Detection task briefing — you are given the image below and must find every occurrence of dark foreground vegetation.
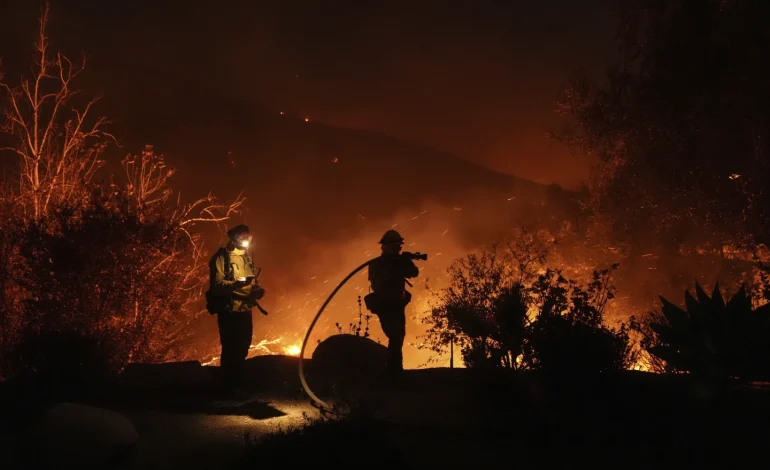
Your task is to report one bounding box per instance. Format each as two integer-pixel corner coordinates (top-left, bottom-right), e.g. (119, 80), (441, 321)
(238, 369), (770, 469)
(2, 346), (770, 468)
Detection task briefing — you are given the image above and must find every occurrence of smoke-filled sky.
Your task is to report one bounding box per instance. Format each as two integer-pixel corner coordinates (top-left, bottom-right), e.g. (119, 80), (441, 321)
(0, 0), (616, 188)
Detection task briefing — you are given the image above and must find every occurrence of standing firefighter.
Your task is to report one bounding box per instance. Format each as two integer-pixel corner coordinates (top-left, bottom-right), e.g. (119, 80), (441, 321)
(206, 224), (266, 398)
(365, 229), (424, 378)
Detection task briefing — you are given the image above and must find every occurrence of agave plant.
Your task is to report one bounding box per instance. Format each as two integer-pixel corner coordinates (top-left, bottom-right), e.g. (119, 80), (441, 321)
(648, 283), (770, 384)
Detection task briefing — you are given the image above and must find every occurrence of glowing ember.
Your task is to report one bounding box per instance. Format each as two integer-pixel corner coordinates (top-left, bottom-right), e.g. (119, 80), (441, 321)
(248, 338), (282, 356)
(201, 337), (304, 366)
(201, 356), (219, 367)
(201, 337), (302, 366)
(632, 358), (652, 372)
(197, 203), (739, 373)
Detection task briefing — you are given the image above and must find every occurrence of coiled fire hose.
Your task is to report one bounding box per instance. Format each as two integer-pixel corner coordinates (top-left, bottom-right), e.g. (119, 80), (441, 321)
(298, 260), (373, 413)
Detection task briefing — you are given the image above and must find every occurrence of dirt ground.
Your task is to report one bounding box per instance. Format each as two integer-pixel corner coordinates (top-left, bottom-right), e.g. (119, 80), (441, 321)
(1, 393), (320, 470)
(113, 397), (319, 470)
(4, 357), (770, 469)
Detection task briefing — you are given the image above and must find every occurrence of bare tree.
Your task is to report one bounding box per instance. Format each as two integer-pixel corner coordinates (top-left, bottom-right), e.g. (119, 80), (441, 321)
(0, 2), (114, 219)
(119, 145), (246, 363)
(122, 144), (245, 274)
(0, 4), (248, 376)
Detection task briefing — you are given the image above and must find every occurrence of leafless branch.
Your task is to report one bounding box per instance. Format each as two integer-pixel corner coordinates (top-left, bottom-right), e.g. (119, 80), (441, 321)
(0, 2), (113, 219)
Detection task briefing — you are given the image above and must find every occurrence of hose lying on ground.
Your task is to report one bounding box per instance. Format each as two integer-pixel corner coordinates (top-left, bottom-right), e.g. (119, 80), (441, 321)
(298, 260), (374, 414)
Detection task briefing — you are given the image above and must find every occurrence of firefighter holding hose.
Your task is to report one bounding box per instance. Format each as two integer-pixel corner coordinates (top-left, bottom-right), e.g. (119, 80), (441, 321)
(365, 229), (424, 379)
(297, 229), (427, 409)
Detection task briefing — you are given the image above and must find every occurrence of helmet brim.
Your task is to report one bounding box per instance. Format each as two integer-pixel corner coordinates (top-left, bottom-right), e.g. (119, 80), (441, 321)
(379, 239), (404, 244)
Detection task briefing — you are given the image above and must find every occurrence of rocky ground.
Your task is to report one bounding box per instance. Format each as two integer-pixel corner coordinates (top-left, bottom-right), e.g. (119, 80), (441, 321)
(114, 398), (318, 470)
(0, 356), (321, 470)
(0, 334), (384, 469)
(3, 335), (770, 469)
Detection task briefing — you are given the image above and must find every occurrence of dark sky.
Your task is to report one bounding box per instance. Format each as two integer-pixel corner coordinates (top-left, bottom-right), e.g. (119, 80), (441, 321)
(0, 0), (616, 188)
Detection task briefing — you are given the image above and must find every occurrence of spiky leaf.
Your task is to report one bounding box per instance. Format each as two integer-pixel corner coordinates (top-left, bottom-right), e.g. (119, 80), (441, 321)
(651, 282), (770, 382)
(659, 296), (691, 330)
(695, 282), (711, 307)
(684, 290), (703, 326)
(711, 282), (725, 309)
(648, 345), (686, 368)
(650, 322), (689, 347)
(725, 285), (750, 314)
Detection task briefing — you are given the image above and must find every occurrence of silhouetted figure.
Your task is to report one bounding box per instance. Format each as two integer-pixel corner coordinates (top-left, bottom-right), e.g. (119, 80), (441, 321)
(207, 224), (265, 398)
(367, 230), (419, 377)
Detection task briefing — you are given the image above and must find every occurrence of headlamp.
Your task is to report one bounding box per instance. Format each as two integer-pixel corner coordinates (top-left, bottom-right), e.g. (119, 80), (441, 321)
(233, 233), (252, 249)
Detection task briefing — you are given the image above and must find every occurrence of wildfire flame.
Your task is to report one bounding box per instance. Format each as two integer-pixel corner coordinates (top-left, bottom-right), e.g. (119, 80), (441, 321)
(196, 199), (769, 372)
(201, 336), (302, 366)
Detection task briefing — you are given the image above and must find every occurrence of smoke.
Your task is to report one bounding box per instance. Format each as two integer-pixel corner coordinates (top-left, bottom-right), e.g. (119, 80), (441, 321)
(198, 194), (535, 369)
(218, 193), (717, 370)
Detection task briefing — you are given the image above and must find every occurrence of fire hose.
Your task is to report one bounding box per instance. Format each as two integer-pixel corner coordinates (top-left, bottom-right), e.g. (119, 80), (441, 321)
(297, 252), (427, 414)
(298, 259), (373, 413)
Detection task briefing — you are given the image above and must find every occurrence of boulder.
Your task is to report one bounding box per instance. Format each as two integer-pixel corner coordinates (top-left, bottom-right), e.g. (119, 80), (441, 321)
(35, 402), (139, 468)
(241, 354), (301, 391)
(309, 334), (388, 390)
(118, 361), (213, 390)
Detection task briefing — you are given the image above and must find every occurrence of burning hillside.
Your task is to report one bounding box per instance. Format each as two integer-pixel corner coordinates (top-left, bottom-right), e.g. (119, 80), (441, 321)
(110, 100), (766, 370)
(109, 99), (562, 367)
(200, 202), (505, 369)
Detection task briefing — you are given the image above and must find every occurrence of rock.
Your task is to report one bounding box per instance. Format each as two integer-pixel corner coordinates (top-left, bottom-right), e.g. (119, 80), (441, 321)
(241, 354), (301, 391)
(35, 402), (139, 468)
(118, 361), (213, 390)
(310, 334), (388, 388)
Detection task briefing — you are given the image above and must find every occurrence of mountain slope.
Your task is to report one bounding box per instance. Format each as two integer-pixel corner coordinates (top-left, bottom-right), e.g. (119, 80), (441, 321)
(116, 99), (548, 236)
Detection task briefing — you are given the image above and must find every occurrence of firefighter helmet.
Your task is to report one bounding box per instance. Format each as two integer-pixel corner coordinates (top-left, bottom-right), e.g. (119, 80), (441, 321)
(379, 229), (404, 244)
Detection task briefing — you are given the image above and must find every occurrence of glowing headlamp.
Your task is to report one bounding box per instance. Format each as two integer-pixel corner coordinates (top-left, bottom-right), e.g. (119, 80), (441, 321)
(233, 233), (252, 249)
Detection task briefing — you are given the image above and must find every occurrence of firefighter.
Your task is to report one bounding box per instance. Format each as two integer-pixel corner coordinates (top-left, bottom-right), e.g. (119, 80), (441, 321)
(367, 229), (419, 377)
(207, 224), (265, 398)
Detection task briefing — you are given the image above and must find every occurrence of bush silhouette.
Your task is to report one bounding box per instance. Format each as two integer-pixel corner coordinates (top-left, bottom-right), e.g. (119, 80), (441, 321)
(523, 266), (633, 373)
(646, 283), (770, 384)
(527, 314), (632, 374)
(9, 330), (116, 399)
(423, 237), (634, 373)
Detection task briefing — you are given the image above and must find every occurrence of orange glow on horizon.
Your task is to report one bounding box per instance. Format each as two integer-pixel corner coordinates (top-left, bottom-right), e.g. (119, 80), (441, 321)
(193, 201), (770, 373)
(195, 202), (648, 371)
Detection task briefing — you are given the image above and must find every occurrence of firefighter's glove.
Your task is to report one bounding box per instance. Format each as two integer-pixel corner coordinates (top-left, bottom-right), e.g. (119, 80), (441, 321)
(250, 286), (266, 301)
